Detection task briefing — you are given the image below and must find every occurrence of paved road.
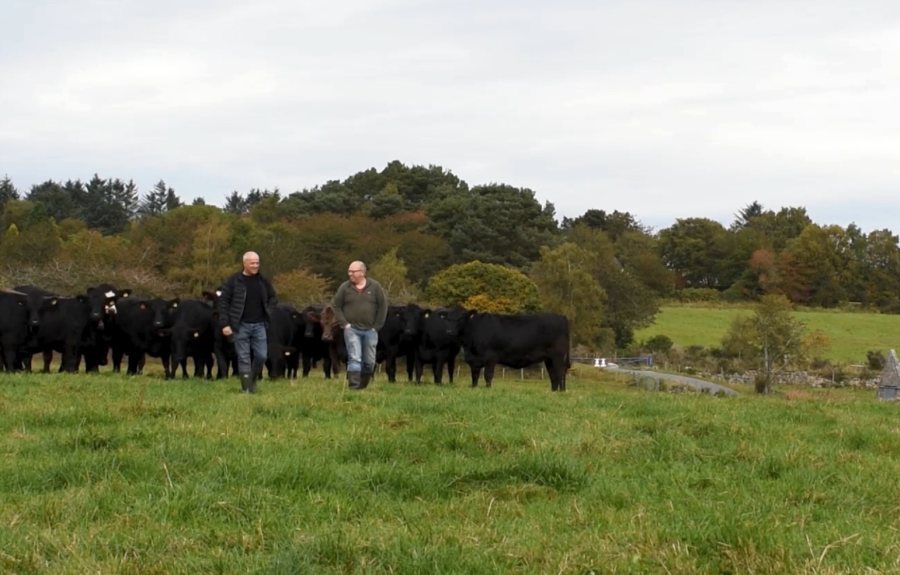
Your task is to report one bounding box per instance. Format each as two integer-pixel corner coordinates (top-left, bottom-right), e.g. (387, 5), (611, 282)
(606, 367), (739, 396)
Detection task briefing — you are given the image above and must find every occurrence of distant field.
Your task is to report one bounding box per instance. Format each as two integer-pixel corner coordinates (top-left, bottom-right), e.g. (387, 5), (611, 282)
(634, 304), (900, 363)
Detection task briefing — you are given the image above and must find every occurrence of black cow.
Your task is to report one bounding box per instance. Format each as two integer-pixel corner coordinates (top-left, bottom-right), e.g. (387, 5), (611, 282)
(317, 305), (346, 378)
(416, 307), (465, 384)
(14, 285), (92, 373)
(0, 291), (30, 371)
(169, 298), (215, 379)
(80, 283), (122, 372)
(266, 304), (300, 379)
(461, 312), (570, 391)
(377, 304), (423, 383)
(204, 289), (237, 379)
(112, 297), (180, 378)
(297, 305), (338, 379)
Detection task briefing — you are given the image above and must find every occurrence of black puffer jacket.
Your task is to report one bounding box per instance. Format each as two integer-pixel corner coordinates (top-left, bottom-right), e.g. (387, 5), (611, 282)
(217, 271), (277, 331)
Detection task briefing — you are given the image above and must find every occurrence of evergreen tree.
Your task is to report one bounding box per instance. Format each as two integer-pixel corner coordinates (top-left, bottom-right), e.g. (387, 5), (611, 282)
(81, 175), (137, 235)
(139, 180), (169, 218)
(26, 180), (80, 222)
(223, 191), (248, 215)
(138, 180), (181, 218)
(426, 184), (560, 268)
(0, 175), (19, 207)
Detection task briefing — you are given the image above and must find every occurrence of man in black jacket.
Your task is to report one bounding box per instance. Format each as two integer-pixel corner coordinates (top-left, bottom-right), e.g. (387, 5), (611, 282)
(218, 251), (277, 393)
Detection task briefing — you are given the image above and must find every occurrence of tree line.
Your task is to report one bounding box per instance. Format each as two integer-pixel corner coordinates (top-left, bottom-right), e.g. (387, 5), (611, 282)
(1, 162), (898, 353)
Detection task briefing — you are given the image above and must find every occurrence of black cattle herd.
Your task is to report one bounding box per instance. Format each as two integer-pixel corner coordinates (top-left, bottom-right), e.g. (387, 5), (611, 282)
(0, 285), (571, 391)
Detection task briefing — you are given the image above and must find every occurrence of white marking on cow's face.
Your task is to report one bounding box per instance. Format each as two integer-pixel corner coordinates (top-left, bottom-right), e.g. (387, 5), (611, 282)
(105, 290), (116, 298)
(216, 290), (222, 297)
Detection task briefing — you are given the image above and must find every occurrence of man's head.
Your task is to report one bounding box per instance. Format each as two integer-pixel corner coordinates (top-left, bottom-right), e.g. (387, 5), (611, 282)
(242, 251), (261, 276)
(348, 260), (367, 286)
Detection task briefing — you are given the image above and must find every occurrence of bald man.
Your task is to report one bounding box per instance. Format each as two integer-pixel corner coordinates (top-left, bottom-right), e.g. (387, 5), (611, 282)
(218, 251), (277, 393)
(332, 260), (388, 390)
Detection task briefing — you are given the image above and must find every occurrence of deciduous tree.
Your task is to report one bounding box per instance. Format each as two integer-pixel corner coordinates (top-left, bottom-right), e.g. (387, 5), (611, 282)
(721, 294), (806, 394)
(370, 247), (417, 303)
(273, 268), (331, 307)
(530, 242), (607, 349)
(658, 217), (731, 288)
(425, 260), (540, 312)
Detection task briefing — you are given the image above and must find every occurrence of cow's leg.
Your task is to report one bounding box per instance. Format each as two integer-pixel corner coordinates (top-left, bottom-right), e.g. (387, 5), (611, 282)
(386, 353), (397, 383)
(214, 348), (228, 379)
(112, 348), (124, 373)
(470, 365), (481, 387)
(447, 354), (457, 384)
(127, 352), (143, 375)
(483, 363), (496, 388)
(22, 352), (34, 372)
(160, 354), (173, 380)
(433, 358), (444, 384)
(2, 346), (18, 372)
(42, 350), (53, 373)
(205, 353), (214, 379)
(404, 352), (415, 382)
(546, 357), (566, 391)
(414, 357), (425, 384)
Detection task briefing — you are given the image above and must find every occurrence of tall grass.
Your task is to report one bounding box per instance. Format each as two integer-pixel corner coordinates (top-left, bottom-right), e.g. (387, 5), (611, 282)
(1, 370), (899, 574)
(634, 304), (900, 362)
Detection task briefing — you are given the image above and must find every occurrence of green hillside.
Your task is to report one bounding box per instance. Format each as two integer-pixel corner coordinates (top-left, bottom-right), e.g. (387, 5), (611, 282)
(635, 304), (900, 363)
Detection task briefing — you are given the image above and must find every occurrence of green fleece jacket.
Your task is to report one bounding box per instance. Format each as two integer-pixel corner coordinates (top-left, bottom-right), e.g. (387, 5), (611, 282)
(332, 277), (388, 331)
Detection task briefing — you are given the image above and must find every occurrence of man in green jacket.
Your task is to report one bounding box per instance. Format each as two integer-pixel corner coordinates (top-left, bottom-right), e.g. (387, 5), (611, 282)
(332, 260), (388, 390)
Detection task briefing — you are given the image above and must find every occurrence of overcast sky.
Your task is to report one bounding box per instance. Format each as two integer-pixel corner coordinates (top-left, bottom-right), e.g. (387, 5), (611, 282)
(3, 1), (899, 233)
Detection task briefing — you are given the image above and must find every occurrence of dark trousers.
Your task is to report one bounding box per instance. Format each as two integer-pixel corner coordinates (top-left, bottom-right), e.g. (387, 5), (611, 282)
(234, 321), (267, 377)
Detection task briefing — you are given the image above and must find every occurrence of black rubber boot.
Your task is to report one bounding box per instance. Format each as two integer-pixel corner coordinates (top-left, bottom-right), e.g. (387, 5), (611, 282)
(348, 371), (362, 389)
(240, 373), (252, 393)
(357, 371), (372, 390)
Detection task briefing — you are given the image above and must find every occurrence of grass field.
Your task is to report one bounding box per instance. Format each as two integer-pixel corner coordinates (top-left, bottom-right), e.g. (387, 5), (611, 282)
(634, 304), (900, 363)
(2, 368), (899, 574)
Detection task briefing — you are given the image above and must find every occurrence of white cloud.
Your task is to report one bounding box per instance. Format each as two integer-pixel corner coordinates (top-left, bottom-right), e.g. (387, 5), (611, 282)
(2, 0), (900, 232)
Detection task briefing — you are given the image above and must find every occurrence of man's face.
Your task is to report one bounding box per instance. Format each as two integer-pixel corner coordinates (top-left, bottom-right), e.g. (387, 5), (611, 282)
(348, 265), (365, 285)
(243, 256), (260, 275)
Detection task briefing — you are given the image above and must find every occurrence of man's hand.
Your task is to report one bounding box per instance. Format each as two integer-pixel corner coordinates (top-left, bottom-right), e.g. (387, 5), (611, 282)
(222, 326), (233, 337)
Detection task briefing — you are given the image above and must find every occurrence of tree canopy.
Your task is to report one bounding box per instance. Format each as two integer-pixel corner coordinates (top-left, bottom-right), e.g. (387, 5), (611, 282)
(1, 168), (899, 353)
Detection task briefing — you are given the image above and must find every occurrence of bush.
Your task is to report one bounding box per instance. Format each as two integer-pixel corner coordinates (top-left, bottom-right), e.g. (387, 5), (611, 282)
(644, 334), (673, 354)
(674, 288), (721, 303)
(866, 350), (886, 371)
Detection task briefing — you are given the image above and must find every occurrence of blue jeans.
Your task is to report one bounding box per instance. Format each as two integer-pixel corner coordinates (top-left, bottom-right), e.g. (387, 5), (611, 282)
(234, 321), (267, 377)
(344, 326), (378, 373)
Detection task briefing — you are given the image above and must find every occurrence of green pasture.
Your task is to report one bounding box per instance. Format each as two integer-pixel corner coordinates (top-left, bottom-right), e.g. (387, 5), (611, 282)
(2, 368), (899, 574)
(635, 304), (900, 363)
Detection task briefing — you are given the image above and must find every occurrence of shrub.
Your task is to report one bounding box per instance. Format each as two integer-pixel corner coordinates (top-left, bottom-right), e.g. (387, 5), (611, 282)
(674, 288), (721, 303)
(866, 350), (886, 371)
(644, 334), (673, 354)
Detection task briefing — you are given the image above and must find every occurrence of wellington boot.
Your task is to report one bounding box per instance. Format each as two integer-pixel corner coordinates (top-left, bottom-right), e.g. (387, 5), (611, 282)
(348, 371), (362, 389)
(357, 371), (372, 390)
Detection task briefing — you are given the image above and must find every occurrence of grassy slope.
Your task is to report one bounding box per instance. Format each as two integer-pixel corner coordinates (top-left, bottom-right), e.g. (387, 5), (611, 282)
(634, 304), (900, 363)
(2, 370), (899, 574)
